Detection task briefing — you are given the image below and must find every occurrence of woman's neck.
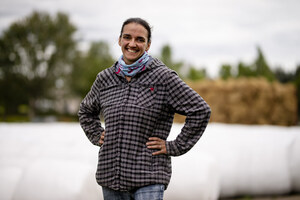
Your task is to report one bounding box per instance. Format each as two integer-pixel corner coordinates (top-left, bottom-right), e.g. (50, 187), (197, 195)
(125, 76), (131, 82)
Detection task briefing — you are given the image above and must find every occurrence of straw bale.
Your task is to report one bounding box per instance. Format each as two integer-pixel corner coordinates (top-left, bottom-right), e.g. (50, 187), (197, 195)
(174, 78), (297, 126)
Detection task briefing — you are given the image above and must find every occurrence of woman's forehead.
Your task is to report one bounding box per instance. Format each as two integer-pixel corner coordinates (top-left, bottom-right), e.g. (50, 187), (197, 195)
(122, 23), (148, 38)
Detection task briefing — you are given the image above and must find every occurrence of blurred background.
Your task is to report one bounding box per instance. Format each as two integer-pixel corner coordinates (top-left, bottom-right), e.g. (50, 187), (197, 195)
(0, 0), (299, 123)
(0, 0), (300, 199)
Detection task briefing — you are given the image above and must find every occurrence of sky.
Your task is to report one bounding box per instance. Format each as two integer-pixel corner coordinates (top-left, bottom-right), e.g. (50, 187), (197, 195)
(0, 0), (300, 77)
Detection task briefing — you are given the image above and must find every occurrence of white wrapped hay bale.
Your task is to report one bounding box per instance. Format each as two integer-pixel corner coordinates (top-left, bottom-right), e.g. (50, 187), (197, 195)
(0, 167), (23, 200)
(289, 130), (300, 192)
(12, 159), (101, 200)
(201, 124), (294, 198)
(1, 123), (300, 200)
(164, 151), (220, 200)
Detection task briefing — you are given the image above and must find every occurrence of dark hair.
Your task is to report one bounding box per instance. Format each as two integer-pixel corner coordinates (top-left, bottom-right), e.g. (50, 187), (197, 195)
(119, 18), (152, 43)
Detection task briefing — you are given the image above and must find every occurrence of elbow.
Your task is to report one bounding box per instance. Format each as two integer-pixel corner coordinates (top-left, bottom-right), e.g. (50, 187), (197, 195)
(207, 105), (212, 118)
(205, 104), (212, 122)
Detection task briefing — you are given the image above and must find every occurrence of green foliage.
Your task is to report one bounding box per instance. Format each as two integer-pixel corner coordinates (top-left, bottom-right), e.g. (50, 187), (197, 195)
(0, 115), (30, 122)
(274, 67), (295, 83)
(160, 44), (183, 74)
(219, 64), (233, 80)
(1, 10), (299, 122)
(159, 44), (208, 80)
(254, 47), (275, 81)
(0, 11), (77, 119)
(160, 45), (172, 67)
(293, 65), (300, 118)
(70, 41), (114, 98)
(237, 62), (256, 77)
(237, 46), (275, 81)
(187, 67), (207, 81)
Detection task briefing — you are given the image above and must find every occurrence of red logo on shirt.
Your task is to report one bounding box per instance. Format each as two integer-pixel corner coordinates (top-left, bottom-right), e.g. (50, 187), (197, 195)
(150, 87), (154, 91)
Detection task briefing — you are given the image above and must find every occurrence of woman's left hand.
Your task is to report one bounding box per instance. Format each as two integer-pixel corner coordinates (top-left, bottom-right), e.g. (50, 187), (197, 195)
(146, 137), (167, 155)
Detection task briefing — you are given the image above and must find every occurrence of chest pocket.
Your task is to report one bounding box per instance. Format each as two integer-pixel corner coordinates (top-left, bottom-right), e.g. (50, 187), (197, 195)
(136, 84), (157, 108)
(100, 85), (123, 107)
(136, 84), (167, 110)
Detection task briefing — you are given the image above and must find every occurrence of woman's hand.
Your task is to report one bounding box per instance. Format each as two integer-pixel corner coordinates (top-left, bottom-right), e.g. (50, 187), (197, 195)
(146, 137), (167, 155)
(99, 131), (105, 146)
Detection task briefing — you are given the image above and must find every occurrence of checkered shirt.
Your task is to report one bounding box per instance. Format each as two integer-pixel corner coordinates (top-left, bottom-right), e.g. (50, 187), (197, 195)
(78, 57), (211, 191)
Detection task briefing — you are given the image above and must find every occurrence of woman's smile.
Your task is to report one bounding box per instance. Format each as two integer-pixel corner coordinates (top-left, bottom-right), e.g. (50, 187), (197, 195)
(119, 23), (151, 64)
(127, 48), (138, 53)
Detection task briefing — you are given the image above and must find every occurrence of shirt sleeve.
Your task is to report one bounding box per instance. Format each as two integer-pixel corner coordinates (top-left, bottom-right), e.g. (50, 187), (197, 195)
(78, 74), (105, 147)
(165, 71), (211, 156)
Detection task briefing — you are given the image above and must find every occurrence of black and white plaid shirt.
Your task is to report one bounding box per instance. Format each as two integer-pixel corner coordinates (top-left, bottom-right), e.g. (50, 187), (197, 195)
(78, 57), (211, 191)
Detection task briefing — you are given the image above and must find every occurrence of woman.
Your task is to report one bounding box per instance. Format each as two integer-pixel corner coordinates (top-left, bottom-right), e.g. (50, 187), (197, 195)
(78, 18), (211, 200)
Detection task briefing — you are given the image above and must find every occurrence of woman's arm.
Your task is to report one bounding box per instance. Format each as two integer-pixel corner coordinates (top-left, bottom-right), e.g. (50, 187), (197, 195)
(165, 71), (211, 156)
(78, 74), (105, 146)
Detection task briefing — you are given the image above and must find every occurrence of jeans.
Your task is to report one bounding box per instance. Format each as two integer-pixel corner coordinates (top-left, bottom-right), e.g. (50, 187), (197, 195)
(102, 184), (165, 200)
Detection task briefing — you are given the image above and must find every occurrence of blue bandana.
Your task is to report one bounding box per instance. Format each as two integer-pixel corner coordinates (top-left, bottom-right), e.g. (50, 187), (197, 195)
(116, 52), (150, 77)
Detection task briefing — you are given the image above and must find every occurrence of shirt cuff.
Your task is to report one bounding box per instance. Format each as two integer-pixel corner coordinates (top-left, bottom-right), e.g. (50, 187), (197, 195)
(165, 140), (181, 156)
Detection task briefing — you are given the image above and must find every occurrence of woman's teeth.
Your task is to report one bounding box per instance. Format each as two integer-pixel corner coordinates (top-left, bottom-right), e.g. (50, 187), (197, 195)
(128, 49), (137, 53)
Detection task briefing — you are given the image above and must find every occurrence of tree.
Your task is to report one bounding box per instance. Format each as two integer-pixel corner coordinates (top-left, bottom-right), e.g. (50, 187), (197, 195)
(70, 41), (114, 98)
(274, 67), (294, 83)
(237, 62), (256, 77)
(187, 66), (206, 81)
(160, 44), (183, 74)
(0, 11), (77, 119)
(236, 47), (275, 81)
(160, 45), (172, 67)
(253, 46), (275, 81)
(293, 65), (300, 119)
(219, 64), (233, 80)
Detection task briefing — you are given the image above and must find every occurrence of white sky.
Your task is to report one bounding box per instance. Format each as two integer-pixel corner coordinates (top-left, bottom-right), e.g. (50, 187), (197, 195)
(1, 0), (300, 77)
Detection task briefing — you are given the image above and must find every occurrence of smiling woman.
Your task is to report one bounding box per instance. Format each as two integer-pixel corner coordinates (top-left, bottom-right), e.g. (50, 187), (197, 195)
(78, 17), (211, 200)
(118, 19), (151, 65)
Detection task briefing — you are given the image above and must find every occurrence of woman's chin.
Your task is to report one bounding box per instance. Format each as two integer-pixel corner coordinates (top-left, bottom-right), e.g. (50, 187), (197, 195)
(124, 56), (140, 64)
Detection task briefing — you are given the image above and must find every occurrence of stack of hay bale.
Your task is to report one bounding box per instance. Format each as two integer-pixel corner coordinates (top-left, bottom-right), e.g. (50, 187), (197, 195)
(175, 78), (297, 126)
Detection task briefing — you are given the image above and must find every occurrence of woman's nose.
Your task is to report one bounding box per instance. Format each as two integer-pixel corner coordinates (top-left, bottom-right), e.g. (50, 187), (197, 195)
(128, 39), (136, 47)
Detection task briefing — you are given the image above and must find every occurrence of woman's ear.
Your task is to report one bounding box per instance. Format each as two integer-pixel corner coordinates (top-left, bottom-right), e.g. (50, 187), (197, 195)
(118, 37), (121, 46)
(146, 41), (151, 51)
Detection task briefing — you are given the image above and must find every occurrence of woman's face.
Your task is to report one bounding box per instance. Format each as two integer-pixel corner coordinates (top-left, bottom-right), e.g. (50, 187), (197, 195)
(119, 23), (151, 64)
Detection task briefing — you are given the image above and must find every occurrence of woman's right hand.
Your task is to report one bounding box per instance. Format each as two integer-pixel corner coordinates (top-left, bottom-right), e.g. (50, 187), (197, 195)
(99, 131), (105, 146)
